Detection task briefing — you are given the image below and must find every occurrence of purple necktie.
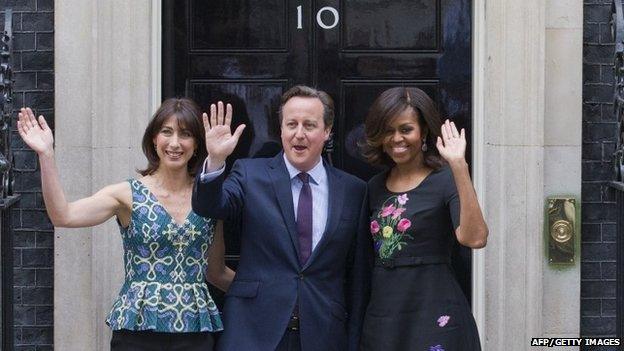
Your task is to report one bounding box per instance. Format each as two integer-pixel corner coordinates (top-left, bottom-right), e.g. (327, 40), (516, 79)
(296, 172), (313, 265)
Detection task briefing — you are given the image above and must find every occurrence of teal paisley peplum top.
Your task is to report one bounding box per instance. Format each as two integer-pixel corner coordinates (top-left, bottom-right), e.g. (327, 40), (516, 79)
(106, 179), (223, 333)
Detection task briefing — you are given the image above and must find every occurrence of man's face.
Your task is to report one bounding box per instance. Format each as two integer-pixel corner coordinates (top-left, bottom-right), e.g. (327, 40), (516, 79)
(280, 96), (331, 172)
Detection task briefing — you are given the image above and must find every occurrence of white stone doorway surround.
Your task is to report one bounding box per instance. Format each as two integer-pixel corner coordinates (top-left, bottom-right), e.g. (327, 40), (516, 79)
(54, 1), (581, 350)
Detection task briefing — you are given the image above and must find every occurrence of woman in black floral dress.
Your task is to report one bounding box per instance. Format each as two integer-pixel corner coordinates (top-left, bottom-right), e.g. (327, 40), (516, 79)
(360, 87), (488, 351)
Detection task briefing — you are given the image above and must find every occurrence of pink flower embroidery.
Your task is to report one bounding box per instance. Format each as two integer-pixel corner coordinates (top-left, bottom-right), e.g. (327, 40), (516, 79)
(397, 218), (411, 232)
(370, 220), (380, 234)
(391, 207), (406, 219)
(397, 194), (409, 205)
(380, 204), (396, 217)
(437, 315), (450, 327)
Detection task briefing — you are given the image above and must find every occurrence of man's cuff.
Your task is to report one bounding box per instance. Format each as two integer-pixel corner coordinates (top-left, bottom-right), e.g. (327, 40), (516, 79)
(200, 157), (225, 182)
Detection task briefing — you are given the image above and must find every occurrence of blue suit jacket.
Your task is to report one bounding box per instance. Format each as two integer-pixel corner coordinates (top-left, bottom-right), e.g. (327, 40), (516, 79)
(192, 153), (372, 351)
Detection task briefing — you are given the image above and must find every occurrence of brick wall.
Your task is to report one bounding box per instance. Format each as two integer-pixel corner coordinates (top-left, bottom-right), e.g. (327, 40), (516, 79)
(581, 0), (619, 342)
(3, 0), (54, 350)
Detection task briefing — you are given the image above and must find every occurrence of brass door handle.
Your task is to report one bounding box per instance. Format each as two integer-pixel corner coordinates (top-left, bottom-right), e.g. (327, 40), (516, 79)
(550, 219), (573, 243)
(547, 197), (576, 265)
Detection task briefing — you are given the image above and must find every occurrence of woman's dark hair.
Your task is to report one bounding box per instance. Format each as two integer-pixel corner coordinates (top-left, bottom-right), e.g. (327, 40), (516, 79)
(362, 87), (444, 170)
(138, 97), (207, 176)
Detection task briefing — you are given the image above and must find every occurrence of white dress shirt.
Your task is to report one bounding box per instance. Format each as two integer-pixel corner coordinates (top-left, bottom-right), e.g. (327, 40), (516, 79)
(200, 155), (329, 250)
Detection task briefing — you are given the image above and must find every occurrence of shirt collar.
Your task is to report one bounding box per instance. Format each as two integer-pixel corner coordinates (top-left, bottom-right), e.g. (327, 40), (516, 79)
(282, 153), (325, 185)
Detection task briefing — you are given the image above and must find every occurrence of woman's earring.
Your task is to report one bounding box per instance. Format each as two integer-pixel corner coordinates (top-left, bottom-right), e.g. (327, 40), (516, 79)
(421, 137), (428, 152)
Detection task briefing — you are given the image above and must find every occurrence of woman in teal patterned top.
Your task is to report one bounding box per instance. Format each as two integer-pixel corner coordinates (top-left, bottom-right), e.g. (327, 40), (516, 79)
(17, 98), (234, 351)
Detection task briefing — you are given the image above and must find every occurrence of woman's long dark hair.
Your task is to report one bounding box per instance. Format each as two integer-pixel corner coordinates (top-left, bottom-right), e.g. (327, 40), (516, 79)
(362, 87), (444, 170)
(138, 98), (207, 176)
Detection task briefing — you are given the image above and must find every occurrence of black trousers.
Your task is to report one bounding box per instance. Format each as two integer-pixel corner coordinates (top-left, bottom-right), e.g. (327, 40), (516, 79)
(275, 328), (301, 351)
(110, 329), (215, 351)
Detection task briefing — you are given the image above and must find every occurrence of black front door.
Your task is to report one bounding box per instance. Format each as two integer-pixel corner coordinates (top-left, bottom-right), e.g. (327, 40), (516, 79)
(162, 0), (473, 300)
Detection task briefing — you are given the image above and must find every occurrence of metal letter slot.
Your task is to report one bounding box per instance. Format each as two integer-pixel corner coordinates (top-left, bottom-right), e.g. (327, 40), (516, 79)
(547, 197), (576, 264)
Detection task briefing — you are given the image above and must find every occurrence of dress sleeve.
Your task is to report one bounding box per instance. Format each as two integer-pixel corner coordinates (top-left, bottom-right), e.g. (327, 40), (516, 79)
(445, 167), (460, 230)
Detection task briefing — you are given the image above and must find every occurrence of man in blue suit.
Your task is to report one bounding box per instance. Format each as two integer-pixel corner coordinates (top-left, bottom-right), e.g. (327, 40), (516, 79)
(192, 86), (371, 351)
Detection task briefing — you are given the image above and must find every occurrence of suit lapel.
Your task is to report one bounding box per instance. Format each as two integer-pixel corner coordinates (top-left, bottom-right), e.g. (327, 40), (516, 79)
(303, 163), (344, 269)
(267, 153), (301, 260)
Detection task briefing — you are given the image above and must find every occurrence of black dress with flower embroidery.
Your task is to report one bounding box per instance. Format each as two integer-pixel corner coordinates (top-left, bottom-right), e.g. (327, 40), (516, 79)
(360, 166), (481, 351)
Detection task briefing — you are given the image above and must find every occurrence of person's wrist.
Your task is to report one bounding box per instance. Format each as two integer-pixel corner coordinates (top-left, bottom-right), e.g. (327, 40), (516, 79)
(38, 149), (54, 159)
(448, 158), (468, 170)
(206, 155), (226, 172)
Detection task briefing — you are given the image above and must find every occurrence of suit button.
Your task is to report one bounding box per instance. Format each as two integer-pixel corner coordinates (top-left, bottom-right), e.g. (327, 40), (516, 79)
(298, 274), (304, 280)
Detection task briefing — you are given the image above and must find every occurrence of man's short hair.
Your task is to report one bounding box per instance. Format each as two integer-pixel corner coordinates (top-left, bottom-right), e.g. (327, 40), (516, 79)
(278, 85), (334, 128)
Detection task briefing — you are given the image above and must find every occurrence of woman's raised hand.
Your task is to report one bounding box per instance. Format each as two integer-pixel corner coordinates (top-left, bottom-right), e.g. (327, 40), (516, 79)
(203, 101), (246, 167)
(436, 119), (466, 165)
(17, 107), (54, 156)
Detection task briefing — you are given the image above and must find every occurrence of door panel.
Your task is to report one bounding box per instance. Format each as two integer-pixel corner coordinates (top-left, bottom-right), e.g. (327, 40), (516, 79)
(189, 82), (285, 164)
(163, 0), (472, 301)
(189, 54), (290, 78)
(340, 55), (440, 78)
(342, 0), (438, 51)
(189, 0), (288, 50)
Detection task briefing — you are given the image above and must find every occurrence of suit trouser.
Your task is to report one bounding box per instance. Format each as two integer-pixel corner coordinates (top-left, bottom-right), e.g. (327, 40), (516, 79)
(275, 328), (301, 351)
(110, 329), (215, 351)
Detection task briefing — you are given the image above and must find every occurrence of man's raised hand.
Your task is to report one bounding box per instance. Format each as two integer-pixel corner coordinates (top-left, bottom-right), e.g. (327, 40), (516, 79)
(203, 101), (246, 170)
